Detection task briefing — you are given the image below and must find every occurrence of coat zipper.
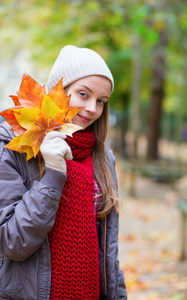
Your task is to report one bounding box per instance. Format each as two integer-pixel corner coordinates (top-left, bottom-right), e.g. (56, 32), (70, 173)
(104, 216), (107, 295)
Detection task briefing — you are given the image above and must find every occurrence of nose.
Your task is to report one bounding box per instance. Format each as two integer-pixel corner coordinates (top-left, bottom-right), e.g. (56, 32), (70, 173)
(85, 99), (97, 113)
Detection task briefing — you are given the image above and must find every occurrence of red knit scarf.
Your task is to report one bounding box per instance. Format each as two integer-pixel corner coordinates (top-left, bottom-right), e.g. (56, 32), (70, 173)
(48, 127), (100, 300)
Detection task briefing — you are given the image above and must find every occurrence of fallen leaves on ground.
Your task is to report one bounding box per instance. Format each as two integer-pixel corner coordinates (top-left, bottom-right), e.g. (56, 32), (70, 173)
(116, 158), (187, 300)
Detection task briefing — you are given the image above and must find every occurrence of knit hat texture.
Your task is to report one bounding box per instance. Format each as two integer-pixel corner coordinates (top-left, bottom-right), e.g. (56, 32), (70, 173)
(47, 45), (114, 93)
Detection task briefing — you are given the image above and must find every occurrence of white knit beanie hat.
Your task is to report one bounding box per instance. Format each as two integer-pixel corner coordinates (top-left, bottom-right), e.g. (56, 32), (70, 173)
(46, 45), (114, 94)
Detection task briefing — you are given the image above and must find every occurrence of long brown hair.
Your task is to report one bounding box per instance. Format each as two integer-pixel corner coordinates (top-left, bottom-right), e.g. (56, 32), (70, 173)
(91, 101), (119, 217)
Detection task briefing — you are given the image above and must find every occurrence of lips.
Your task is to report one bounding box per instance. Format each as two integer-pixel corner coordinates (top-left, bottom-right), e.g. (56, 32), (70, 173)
(78, 114), (91, 123)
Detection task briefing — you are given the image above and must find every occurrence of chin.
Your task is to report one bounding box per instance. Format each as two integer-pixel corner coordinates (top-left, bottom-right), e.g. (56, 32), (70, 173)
(72, 120), (90, 130)
(80, 124), (89, 130)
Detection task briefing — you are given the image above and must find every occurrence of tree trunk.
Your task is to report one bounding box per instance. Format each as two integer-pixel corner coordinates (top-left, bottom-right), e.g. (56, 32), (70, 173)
(147, 29), (167, 159)
(119, 91), (129, 158)
(130, 35), (142, 158)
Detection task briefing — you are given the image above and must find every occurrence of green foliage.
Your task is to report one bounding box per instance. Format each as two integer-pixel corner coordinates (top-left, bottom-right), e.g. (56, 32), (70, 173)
(0, 0), (187, 138)
(169, 294), (185, 300)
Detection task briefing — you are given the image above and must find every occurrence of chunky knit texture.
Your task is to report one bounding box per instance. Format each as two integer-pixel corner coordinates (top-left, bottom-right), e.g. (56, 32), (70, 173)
(48, 127), (100, 300)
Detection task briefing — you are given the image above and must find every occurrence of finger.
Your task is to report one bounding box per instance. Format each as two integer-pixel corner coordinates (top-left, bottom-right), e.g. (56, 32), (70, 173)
(43, 131), (66, 142)
(64, 148), (73, 161)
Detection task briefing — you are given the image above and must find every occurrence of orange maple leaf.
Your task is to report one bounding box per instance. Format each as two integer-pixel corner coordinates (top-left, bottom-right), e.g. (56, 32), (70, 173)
(0, 73), (82, 160)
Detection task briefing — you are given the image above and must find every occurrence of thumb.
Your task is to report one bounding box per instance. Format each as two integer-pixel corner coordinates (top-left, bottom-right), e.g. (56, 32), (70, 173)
(64, 148), (73, 161)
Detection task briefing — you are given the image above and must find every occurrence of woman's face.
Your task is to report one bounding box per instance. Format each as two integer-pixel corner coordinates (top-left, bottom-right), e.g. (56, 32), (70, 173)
(67, 75), (112, 130)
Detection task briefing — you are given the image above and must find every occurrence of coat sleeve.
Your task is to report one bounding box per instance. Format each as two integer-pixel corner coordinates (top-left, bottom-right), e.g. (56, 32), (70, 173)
(118, 266), (128, 299)
(0, 142), (66, 261)
(105, 146), (128, 299)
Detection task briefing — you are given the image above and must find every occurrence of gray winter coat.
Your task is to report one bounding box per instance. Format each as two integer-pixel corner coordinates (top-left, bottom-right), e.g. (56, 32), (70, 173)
(0, 122), (127, 300)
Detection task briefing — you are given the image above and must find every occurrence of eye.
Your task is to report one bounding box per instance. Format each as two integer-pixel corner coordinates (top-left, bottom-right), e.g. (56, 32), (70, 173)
(79, 91), (87, 98)
(97, 99), (105, 105)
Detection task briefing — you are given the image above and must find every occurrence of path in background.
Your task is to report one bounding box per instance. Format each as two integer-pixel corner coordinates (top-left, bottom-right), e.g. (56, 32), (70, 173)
(116, 156), (187, 300)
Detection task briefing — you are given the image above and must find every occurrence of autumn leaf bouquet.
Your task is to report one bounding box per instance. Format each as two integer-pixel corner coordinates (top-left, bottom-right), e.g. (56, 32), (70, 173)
(0, 73), (81, 160)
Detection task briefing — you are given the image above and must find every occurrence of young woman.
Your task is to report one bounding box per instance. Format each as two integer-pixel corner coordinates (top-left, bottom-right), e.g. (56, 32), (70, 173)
(0, 45), (127, 299)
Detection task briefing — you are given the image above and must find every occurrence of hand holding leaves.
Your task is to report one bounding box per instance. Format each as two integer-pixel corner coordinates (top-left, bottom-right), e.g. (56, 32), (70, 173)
(0, 73), (82, 160)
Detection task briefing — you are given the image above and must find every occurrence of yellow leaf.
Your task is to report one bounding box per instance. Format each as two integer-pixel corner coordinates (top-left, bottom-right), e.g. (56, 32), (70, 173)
(1, 73), (82, 160)
(59, 123), (82, 137)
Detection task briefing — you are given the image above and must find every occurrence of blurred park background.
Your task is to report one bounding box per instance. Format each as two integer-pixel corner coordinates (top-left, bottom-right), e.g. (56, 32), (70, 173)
(1, 0), (187, 299)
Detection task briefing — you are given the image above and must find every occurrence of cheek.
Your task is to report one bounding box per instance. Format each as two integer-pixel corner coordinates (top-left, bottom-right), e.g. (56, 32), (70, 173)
(94, 107), (104, 121)
(69, 94), (80, 107)
(93, 110), (103, 122)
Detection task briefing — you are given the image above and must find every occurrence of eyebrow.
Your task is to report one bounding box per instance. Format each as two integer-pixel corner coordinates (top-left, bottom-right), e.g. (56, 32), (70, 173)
(78, 85), (110, 99)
